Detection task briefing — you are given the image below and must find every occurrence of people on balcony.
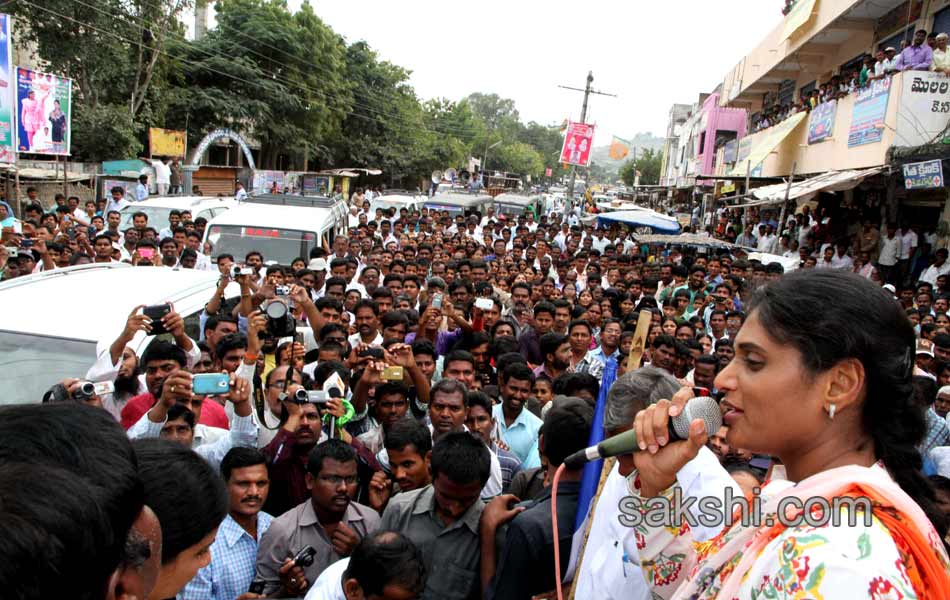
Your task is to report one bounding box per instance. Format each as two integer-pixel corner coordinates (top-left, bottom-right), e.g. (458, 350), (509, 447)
(898, 29), (934, 72)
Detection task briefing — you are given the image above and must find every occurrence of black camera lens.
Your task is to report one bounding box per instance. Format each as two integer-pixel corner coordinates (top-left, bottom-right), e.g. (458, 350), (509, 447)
(294, 388), (308, 403)
(74, 382), (96, 400)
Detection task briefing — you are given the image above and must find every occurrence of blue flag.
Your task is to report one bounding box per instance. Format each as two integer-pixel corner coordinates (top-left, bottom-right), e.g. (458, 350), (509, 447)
(574, 355), (618, 531)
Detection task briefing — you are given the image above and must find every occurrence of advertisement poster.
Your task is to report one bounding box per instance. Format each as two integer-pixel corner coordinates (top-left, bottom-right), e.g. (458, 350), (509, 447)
(149, 127), (186, 158)
(895, 72), (950, 147)
(807, 100), (837, 144)
(251, 170), (285, 194)
(848, 78), (890, 148)
(903, 159), (944, 190)
(0, 15), (15, 164)
(559, 121), (595, 167)
(16, 67), (71, 155)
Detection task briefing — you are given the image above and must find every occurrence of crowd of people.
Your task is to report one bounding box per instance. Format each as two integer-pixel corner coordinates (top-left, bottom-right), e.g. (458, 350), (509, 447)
(751, 28), (949, 133)
(2, 184), (950, 599)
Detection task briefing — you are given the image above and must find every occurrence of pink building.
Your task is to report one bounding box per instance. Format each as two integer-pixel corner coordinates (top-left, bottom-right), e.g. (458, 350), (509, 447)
(694, 93), (747, 178)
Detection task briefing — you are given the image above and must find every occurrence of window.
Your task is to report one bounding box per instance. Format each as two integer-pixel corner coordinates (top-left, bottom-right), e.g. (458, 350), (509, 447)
(878, 27), (914, 52)
(934, 6), (950, 38)
(800, 80), (816, 99)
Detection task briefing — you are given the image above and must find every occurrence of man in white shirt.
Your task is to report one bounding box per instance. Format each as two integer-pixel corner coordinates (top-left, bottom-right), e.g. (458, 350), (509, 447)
(234, 181), (248, 201)
(878, 223), (901, 284)
(150, 158), (171, 196)
(921, 248), (950, 286)
(899, 224), (918, 285)
(104, 186), (131, 216)
(830, 242), (854, 270)
(305, 532), (426, 600)
(135, 174), (150, 201)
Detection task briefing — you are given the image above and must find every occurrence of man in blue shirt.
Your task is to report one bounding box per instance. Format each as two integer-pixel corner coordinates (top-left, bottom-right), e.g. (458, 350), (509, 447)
(492, 363), (542, 469)
(180, 447), (274, 600)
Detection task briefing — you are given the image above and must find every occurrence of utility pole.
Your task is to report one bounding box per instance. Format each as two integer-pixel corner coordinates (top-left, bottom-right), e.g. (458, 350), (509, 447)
(558, 71), (616, 210)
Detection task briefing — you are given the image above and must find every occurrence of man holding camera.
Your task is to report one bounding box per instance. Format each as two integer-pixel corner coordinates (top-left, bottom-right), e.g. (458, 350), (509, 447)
(126, 364), (258, 470)
(256, 439), (381, 597)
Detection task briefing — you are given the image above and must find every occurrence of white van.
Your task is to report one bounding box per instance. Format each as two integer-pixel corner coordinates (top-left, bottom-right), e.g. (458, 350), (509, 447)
(0, 263), (241, 405)
(369, 190), (426, 215)
(202, 194), (348, 265)
(119, 195), (237, 232)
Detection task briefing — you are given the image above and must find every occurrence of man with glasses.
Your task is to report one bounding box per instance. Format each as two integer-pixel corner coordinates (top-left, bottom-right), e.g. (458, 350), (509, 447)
(255, 439), (381, 597)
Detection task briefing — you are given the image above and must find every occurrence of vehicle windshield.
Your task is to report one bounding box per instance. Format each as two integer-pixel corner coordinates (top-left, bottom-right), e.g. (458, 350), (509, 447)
(0, 332), (96, 405)
(205, 224), (317, 265)
(495, 203), (530, 217)
(119, 206), (176, 232)
(424, 203), (467, 217)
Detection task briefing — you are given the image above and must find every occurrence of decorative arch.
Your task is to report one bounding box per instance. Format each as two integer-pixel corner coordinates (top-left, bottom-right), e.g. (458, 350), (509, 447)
(188, 128), (256, 170)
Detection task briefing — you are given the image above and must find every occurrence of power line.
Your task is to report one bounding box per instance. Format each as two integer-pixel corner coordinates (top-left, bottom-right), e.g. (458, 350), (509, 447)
(19, 0), (483, 140)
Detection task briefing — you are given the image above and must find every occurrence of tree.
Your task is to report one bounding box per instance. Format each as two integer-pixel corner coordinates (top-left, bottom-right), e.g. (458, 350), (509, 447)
(493, 142), (544, 177)
(619, 148), (662, 186)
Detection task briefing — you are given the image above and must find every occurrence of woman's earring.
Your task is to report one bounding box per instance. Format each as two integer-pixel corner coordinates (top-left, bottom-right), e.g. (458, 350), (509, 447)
(828, 403), (836, 420)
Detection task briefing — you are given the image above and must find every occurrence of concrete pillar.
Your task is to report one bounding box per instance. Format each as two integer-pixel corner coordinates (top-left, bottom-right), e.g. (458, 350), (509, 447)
(182, 165), (199, 196)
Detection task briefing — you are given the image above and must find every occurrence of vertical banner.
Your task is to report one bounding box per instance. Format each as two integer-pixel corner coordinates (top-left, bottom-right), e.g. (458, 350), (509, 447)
(16, 67), (72, 155)
(0, 15), (14, 164)
(807, 100), (837, 144)
(559, 121), (595, 167)
(848, 77), (890, 148)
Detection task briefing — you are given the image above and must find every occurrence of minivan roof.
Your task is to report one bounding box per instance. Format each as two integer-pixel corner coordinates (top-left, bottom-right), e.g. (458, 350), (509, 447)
(203, 200), (347, 232)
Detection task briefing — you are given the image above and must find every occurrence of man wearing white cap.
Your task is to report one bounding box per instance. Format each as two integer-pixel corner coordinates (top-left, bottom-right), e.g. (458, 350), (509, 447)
(308, 257), (328, 299)
(932, 33), (950, 76)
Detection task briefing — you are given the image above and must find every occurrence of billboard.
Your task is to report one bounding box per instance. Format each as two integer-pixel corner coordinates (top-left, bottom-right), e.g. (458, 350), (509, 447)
(0, 15), (14, 164)
(16, 67), (71, 155)
(895, 73), (950, 147)
(807, 100), (836, 144)
(559, 121), (595, 167)
(848, 78), (890, 148)
(149, 127), (186, 158)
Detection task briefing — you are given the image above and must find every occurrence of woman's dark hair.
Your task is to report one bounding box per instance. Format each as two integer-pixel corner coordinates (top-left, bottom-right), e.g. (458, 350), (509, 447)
(133, 438), (227, 563)
(748, 269), (947, 538)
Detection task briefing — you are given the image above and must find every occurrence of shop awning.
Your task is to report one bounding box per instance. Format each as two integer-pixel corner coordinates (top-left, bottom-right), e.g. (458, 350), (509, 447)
(728, 112), (807, 177)
(782, 0), (818, 41)
(595, 209), (681, 234)
(738, 166), (885, 207)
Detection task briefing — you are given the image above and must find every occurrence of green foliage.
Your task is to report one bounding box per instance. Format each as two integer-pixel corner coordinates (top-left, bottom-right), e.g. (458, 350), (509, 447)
(71, 103), (143, 160)
(620, 148), (662, 186)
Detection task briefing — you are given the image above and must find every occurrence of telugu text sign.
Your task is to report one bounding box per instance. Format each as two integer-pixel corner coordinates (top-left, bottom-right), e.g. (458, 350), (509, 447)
(895, 72), (950, 147)
(848, 78), (890, 148)
(16, 67), (72, 155)
(903, 159), (944, 190)
(559, 122), (595, 167)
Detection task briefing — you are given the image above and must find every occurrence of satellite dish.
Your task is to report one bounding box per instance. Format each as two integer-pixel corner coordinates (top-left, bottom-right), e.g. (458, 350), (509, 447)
(445, 168), (458, 182)
(459, 170), (471, 185)
(431, 170), (443, 184)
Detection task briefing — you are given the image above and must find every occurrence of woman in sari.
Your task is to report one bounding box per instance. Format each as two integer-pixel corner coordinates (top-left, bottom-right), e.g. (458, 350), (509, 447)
(626, 269), (949, 599)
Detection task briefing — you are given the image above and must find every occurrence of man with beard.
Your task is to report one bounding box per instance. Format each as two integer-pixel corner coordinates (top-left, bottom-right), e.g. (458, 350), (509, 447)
(256, 440), (380, 597)
(493, 363), (541, 469)
(536, 332), (571, 381)
(180, 448), (273, 600)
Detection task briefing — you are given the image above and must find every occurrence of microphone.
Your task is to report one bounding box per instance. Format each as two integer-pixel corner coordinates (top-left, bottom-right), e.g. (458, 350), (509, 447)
(563, 396), (722, 470)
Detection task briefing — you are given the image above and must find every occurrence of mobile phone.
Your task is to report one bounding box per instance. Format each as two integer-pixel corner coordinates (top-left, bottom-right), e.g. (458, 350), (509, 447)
(143, 303), (171, 335)
(359, 347), (384, 360)
(138, 247), (155, 259)
(20, 239), (34, 248)
(474, 297), (493, 310)
(192, 373), (231, 395)
(431, 293), (443, 309)
(382, 366), (404, 381)
(248, 581), (266, 594)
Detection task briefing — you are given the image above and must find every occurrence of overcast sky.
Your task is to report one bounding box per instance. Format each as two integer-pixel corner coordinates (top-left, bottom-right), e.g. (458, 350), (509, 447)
(280, 0), (781, 141)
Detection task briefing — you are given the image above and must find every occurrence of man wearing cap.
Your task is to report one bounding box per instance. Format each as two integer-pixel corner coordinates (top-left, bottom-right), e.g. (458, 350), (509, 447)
(916, 338), (936, 379)
(308, 258), (329, 299)
(899, 29), (934, 71)
(932, 33), (950, 76)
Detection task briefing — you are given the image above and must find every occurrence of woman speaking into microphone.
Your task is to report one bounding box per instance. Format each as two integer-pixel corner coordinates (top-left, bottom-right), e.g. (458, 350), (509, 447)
(625, 269), (949, 599)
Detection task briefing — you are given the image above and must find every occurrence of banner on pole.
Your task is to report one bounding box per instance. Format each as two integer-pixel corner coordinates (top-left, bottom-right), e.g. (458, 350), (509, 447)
(545, 167), (552, 177)
(559, 121), (595, 167)
(149, 127), (187, 158)
(0, 15), (15, 164)
(16, 67), (72, 155)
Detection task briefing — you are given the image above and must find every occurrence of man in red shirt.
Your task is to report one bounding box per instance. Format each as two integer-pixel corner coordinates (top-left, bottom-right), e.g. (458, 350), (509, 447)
(121, 339), (229, 429)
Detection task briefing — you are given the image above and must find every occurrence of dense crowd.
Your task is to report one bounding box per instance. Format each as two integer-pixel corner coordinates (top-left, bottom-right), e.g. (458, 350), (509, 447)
(2, 184), (950, 600)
